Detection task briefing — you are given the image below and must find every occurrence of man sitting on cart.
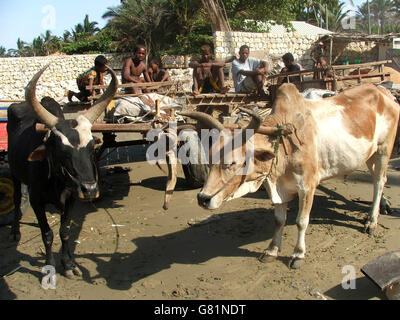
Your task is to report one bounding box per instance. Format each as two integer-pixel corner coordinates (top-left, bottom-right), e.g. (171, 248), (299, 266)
(68, 55), (108, 102)
(189, 44), (230, 96)
(122, 44), (151, 94)
(277, 53), (302, 85)
(231, 45), (268, 97)
(148, 57), (171, 93)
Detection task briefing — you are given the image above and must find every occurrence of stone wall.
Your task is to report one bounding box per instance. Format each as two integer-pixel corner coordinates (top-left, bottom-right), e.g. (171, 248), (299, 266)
(0, 54), (125, 101)
(213, 31), (382, 71)
(214, 31), (321, 71)
(331, 41), (379, 65)
(0, 53), (192, 101)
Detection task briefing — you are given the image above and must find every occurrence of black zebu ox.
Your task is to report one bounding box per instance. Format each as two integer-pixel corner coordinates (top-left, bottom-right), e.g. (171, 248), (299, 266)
(7, 65), (118, 278)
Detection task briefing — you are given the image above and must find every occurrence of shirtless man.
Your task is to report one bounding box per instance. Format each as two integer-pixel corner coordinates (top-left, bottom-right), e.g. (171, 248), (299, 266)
(148, 57), (171, 92)
(122, 45), (151, 94)
(189, 44), (229, 96)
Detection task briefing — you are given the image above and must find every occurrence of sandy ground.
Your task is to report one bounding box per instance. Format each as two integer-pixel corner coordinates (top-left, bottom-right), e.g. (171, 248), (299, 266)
(1, 143), (400, 301)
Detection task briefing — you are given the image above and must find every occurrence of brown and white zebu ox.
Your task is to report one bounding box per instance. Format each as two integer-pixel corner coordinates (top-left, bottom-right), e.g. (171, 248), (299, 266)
(181, 83), (399, 269)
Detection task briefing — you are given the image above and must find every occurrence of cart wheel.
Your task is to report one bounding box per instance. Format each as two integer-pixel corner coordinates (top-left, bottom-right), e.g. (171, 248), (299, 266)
(0, 165), (29, 226)
(179, 130), (209, 189)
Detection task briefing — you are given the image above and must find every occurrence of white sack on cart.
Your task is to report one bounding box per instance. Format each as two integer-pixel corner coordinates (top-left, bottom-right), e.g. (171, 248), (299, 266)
(114, 97), (152, 117)
(113, 93), (182, 118)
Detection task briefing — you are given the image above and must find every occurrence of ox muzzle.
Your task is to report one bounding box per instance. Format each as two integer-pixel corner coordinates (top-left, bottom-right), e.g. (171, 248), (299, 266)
(62, 166), (100, 201)
(197, 191), (223, 210)
(197, 193), (212, 208)
(78, 182), (100, 201)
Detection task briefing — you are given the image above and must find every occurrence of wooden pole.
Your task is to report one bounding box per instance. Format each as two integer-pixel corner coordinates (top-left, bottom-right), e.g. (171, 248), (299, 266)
(155, 99), (161, 117)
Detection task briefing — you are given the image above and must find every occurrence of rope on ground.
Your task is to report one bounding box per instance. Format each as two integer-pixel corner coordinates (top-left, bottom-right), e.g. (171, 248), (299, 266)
(90, 202), (120, 255)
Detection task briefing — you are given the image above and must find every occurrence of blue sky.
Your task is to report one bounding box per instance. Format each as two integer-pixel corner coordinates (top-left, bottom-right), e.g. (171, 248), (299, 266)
(343, 0), (365, 12)
(0, 0), (366, 50)
(0, 0), (121, 50)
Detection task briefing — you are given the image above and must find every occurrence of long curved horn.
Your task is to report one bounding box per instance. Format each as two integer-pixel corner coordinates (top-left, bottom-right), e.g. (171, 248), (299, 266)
(25, 64), (59, 128)
(179, 111), (225, 131)
(83, 66), (118, 124)
(238, 107), (262, 132)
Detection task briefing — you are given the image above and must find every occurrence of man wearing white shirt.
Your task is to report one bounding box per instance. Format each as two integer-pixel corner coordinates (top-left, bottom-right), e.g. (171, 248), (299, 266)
(231, 45), (268, 97)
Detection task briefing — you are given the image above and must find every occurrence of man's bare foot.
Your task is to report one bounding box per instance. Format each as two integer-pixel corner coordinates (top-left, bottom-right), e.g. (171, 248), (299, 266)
(192, 90), (200, 96)
(220, 86), (230, 94)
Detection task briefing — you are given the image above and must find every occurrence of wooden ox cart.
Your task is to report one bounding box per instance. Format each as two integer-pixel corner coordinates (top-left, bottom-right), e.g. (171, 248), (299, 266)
(1, 59), (395, 213)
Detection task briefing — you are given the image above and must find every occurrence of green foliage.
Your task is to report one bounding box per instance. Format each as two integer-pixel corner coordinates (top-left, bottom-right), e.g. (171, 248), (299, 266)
(62, 34), (116, 55)
(356, 0), (400, 34)
(71, 14), (101, 42)
(168, 33), (214, 55)
(0, 46), (6, 57)
(222, 0), (296, 25)
(103, 0), (299, 56)
(103, 0), (172, 57)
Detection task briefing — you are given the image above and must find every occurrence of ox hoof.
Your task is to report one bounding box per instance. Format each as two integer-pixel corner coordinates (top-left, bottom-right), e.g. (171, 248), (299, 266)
(363, 223), (376, 236)
(289, 257), (305, 269)
(64, 266), (82, 279)
(380, 196), (392, 215)
(380, 204), (392, 215)
(258, 252), (277, 263)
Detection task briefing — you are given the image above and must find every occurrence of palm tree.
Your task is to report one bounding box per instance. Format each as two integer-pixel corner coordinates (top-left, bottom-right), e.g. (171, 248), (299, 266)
(30, 36), (45, 56)
(356, 0), (396, 34)
(103, 0), (171, 56)
(318, 1), (351, 31)
(8, 38), (29, 57)
(370, 0), (395, 34)
(72, 23), (85, 41)
(356, 1), (373, 32)
(62, 30), (72, 43)
(0, 46), (6, 57)
(71, 14), (100, 41)
(83, 14), (100, 34)
(41, 30), (62, 55)
(166, 0), (207, 51)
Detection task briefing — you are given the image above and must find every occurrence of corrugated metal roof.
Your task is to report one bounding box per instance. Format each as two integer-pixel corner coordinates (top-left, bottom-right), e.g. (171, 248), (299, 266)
(263, 21), (333, 35)
(320, 32), (400, 43)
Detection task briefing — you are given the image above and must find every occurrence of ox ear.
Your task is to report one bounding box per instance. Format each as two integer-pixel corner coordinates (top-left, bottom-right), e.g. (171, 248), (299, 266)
(254, 148), (275, 162)
(28, 145), (49, 162)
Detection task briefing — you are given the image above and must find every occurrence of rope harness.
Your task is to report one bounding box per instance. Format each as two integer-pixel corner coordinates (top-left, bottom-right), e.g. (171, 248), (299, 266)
(266, 124), (285, 178)
(206, 124), (291, 199)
